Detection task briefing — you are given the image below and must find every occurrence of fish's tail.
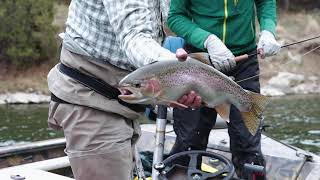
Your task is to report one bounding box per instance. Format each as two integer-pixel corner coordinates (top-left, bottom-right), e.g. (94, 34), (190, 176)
(241, 91), (269, 135)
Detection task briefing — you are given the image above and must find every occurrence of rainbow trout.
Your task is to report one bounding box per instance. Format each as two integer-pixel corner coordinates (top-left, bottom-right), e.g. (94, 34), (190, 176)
(118, 57), (268, 135)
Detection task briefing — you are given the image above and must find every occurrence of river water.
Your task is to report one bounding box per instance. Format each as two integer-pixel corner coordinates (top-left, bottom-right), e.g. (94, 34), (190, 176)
(0, 95), (319, 154)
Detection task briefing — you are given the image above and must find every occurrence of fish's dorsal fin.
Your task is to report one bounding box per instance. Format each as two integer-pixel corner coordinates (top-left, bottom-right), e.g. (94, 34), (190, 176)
(215, 103), (231, 123)
(188, 53), (210, 65)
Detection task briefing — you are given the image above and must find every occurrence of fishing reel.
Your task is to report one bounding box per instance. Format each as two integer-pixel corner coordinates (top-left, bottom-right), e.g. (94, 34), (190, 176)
(154, 150), (235, 180)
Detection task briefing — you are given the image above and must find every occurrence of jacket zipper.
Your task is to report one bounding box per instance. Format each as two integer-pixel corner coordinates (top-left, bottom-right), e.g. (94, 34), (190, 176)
(223, 0), (228, 43)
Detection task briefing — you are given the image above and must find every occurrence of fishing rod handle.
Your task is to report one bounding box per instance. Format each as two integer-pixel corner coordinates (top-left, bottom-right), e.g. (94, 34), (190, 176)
(235, 51), (259, 62)
(234, 54), (249, 62)
(188, 52), (255, 64)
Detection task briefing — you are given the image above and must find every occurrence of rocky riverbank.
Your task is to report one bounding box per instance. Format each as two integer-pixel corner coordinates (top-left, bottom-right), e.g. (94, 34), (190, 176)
(0, 92), (50, 104)
(261, 72), (320, 96)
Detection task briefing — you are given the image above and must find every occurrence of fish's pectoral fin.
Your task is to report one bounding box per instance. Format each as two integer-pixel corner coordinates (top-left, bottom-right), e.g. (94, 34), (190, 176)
(214, 103), (231, 123)
(155, 96), (189, 109)
(168, 101), (188, 109)
(241, 91), (269, 135)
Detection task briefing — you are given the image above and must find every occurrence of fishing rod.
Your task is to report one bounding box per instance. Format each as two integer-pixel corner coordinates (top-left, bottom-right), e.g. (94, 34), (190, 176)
(235, 35), (320, 62)
(236, 44), (320, 83)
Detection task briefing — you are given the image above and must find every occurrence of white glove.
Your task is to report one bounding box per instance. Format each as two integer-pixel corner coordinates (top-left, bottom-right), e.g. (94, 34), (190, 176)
(204, 34), (236, 73)
(257, 30), (281, 58)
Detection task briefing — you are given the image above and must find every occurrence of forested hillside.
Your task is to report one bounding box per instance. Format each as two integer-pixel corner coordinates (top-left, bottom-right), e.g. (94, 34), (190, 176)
(0, 1), (319, 94)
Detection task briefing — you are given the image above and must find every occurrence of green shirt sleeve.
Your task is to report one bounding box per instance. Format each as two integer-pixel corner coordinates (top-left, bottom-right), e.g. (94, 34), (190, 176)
(167, 0), (211, 50)
(255, 0), (277, 36)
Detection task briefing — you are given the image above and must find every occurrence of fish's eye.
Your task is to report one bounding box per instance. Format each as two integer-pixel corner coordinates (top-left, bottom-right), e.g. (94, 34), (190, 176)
(134, 83), (141, 88)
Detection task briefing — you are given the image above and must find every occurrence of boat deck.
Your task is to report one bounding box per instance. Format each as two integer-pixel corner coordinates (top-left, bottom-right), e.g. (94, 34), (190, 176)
(0, 124), (319, 179)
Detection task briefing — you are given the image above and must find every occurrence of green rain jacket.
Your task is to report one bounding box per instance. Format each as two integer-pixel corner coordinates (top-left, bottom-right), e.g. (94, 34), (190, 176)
(167, 0), (277, 55)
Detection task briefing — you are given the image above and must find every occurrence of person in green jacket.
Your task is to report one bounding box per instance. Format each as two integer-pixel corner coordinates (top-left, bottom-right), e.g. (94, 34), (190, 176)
(166, 0), (281, 178)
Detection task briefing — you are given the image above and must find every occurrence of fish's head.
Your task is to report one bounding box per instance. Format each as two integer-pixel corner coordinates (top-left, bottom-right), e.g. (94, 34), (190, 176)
(118, 77), (163, 105)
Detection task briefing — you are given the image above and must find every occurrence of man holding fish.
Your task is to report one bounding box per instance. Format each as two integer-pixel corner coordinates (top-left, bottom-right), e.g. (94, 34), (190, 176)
(162, 0), (281, 178)
(46, 0), (201, 180)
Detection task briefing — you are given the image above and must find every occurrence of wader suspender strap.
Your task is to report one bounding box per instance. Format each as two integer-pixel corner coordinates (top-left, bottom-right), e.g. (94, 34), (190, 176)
(58, 63), (119, 99)
(52, 63), (146, 112)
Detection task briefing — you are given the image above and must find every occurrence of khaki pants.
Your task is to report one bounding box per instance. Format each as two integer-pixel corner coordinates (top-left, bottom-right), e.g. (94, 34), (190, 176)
(48, 101), (140, 180)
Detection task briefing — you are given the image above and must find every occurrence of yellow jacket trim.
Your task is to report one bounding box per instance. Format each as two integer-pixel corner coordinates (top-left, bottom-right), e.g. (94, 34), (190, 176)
(223, 0), (228, 43)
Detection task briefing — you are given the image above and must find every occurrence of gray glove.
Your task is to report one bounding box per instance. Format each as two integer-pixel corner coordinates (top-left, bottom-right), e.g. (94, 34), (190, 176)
(257, 30), (281, 58)
(204, 34), (236, 73)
